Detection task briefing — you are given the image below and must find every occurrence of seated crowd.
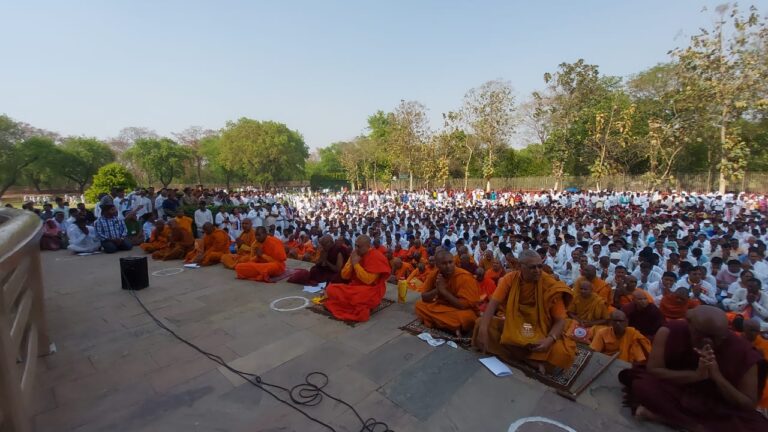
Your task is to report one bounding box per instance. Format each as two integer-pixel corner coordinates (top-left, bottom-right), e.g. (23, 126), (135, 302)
(18, 186), (768, 430)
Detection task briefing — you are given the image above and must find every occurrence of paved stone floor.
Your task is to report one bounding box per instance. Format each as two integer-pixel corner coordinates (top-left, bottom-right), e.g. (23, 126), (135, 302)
(32, 250), (670, 432)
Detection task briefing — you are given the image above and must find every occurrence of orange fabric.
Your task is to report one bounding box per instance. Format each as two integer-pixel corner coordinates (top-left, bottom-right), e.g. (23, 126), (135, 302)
(415, 268), (480, 333)
(659, 292), (695, 320)
(393, 248), (410, 260)
(617, 288), (654, 308)
(140, 225), (171, 253)
(184, 228), (230, 265)
(393, 262), (414, 280)
(407, 246), (428, 263)
(486, 268), (505, 284)
(152, 226), (194, 260)
(479, 257), (494, 271)
(406, 268), (432, 292)
(376, 245), (388, 254)
(573, 276), (612, 305)
(488, 272), (575, 369)
(478, 276), (497, 299)
(751, 335), (768, 408)
(298, 240), (316, 257)
(235, 235), (287, 281)
(174, 215), (193, 236)
(221, 229), (257, 269)
(324, 248), (391, 322)
(453, 255), (476, 266)
(568, 292), (610, 322)
(590, 326), (651, 364)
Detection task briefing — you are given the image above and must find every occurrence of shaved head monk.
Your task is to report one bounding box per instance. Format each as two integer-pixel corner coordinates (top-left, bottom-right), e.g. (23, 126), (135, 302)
(234, 226), (287, 282)
(152, 219), (195, 261)
(573, 264), (611, 306)
(221, 218), (256, 269)
(589, 310), (651, 364)
(324, 235), (391, 322)
(414, 250), (480, 336)
(619, 305), (768, 431)
(184, 222), (230, 266)
(473, 250), (576, 374)
(140, 219), (170, 254)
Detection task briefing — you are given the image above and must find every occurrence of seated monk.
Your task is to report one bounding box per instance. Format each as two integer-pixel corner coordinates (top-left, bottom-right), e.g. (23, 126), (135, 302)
(388, 258), (414, 284)
(505, 253), (520, 272)
(415, 250), (480, 336)
(235, 226), (287, 282)
(307, 234), (349, 285)
(485, 260), (506, 284)
(613, 276), (654, 309)
(660, 287), (697, 321)
(565, 279), (610, 343)
(479, 250), (494, 271)
(324, 235), (391, 322)
(458, 253), (478, 274)
(407, 240), (428, 264)
(573, 265), (612, 306)
(221, 219), (257, 269)
(475, 267), (497, 300)
(296, 233), (316, 261)
(406, 262), (431, 292)
(151, 219), (195, 260)
(174, 213), (194, 236)
(473, 250), (576, 374)
(393, 244), (410, 260)
(184, 222), (231, 266)
(743, 318), (768, 415)
(619, 306), (768, 431)
(622, 289), (665, 340)
(590, 310), (651, 364)
(453, 246), (475, 266)
(140, 219), (171, 253)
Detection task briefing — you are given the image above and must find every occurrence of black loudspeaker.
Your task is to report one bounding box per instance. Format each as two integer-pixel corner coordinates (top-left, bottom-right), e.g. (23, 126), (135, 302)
(120, 256), (149, 290)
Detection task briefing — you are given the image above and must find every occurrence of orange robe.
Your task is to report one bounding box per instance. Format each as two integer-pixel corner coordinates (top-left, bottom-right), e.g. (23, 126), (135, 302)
(298, 240), (316, 259)
(565, 292), (609, 342)
(407, 246), (428, 263)
(572, 276), (612, 306)
(152, 226), (195, 260)
(221, 229), (258, 269)
(472, 272), (576, 369)
(184, 228), (230, 266)
(590, 326), (651, 364)
(751, 335), (768, 409)
(414, 268), (480, 333)
(659, 292), (696, 320)
(486, 268), (505, 284)
(616, 289), (655, 308)
(324, 249), (391, 322)
(140, 225), (171, 253)
(479, 257), (494, 271)
(235, 235), (287, 281)
(174, 215), (194, 236)
(406, 268), (432, 292)
(453, 255), (476, 266)
(393, 248), (410, 260)
(392, 262), (414, 280)
(478, 276), (497, 299)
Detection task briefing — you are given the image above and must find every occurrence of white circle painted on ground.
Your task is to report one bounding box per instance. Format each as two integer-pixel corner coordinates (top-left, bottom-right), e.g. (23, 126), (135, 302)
(269, 296), (310, 312)
(151, 267), (184, 277)
(508, 416), (577, 432)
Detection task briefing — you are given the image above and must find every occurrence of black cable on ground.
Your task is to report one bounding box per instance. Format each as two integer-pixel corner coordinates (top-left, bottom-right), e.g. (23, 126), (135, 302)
(122, 271), (393, 432)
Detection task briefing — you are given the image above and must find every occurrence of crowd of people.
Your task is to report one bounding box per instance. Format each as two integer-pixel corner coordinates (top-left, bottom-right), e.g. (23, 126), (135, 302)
(12, 185), (768, 431)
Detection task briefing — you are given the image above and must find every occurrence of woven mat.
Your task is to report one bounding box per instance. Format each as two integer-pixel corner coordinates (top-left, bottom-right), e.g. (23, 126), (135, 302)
(399, 319), (473, 348)
(306, 298), (395, 327)
(399, 318), (591, 390)
(269, 268), (301, 283)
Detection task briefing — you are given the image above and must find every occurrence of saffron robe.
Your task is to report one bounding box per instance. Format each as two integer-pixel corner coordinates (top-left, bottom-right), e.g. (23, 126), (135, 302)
(234, 235), (287, 281)
(221, 229), (258, 269)
(406, 267), (432, 292)
(140, 225), (172, 253)
(174, 215), (194, 236)
(565, 292), (609, 342)
(414, 268), (480, 333)
(152, 226), (195, 261)
(590, 326), (651, 364)
(184, 228), (230, 265)
(573, 276), (612, 305)
(324, 248), (391, 322)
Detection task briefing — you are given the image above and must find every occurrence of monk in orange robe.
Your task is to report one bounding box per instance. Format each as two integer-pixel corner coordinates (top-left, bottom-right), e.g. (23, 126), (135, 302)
(743, 318), (768, 413)
(590, 310), (651, 364)
(393, 244), (410, 260)
(296, 233), (316, 261)
(614, 276), (654, 309)
(235, 226), (287, 282)
(479, 250), (494, 271)
(453, 246), (475, 267)
(388, 258), (414, 284)
(174, 213), (194, 236)
(407, 240), (428, 264)
(184, 222), (231, 266)
(406, 262), (431, 292)
(324, 235), (391, 322)
(573, 265), (612, 306)
(473, 250), (576, 372)
(566, 279), (610, 343)
(485, 260), (505, 284)
(152, 219), (195, 260)
(475, 267), (497, 299)
(415, 250), (480, 335)
(221, 219), (257, 269)
(659, 287), (696, 320)
(140, 219), (171, 253)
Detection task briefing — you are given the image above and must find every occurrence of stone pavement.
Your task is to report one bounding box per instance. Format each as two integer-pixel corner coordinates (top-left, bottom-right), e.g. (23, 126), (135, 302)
(32, 250), (670, 432)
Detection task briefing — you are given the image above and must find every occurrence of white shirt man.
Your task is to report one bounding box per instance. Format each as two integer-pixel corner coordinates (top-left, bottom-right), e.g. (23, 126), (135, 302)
(194, 206), (214, 237)
(674, 275), (717, 305)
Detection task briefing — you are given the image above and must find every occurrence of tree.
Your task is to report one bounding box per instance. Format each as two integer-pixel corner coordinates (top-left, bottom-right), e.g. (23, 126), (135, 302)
(461, 80), (517, 191)
(389, 101), (430, 190)
(55, 138), (116, 193)
(124, 138), (191, 187)
(108, 126), (159, 153)
(671, 4), (768, 193)
(84, 163), (137, 203)
(0, 114), (58, 199)
(199, 134), (244, 189)
(218, 118), (308, 186)
(173, 126), (217, 185)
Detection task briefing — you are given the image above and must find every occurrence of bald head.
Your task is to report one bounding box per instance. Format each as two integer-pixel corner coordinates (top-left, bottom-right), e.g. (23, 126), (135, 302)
(686, 305), (730, 348)
(610, 309), (628, 336)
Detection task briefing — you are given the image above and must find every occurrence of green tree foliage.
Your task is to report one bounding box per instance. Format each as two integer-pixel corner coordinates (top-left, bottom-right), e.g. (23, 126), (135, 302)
(55, 138), (116, 193)
(124, 138), (191, 187)
(0, 114), (58, 198)
(85, 163), (137, 203)
(218, 118), (308, 186)
(199, 134), (245, 189)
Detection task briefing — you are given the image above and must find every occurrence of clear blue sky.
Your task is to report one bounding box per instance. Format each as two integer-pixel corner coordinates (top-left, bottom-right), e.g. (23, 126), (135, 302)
(2, 1), (762, 149)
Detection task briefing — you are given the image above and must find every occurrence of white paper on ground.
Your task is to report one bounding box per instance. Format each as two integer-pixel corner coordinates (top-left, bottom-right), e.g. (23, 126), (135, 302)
(303, 285), (324, 293)
(417, 332), (445, 347)
(446, 341), (458, 349)
(183, 264), (200, 268)
(479, 356), (513, 377)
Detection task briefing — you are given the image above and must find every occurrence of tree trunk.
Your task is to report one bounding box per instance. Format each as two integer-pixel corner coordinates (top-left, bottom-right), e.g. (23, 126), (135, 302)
(485, 178), (491, 193)
(463, 150), (473, 191)
(718, 120), (727, 194)
(196, 157), (203, 185)
(78, 182), (86, 194)
(408, 170), (413, 191)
